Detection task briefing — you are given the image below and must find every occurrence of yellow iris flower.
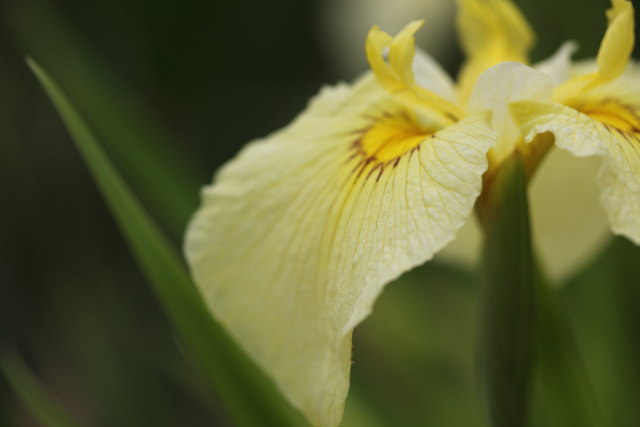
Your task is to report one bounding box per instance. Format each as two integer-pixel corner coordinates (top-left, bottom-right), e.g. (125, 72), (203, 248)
(184, 0), (636, 425)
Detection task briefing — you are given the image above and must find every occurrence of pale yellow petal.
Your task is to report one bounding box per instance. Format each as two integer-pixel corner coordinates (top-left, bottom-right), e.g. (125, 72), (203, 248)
(184, 74), (494, 427)
(456, 0), (534, 102)
(469, 62), (553, 167)
(511, 67), (640, 244)
(511, 101), (608, 157)
(514, 65), (640, 179)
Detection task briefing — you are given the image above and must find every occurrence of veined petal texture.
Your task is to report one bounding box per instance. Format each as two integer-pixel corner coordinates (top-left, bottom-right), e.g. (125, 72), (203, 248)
(184, 73), (493, 426)
(512, 65), (640, 244)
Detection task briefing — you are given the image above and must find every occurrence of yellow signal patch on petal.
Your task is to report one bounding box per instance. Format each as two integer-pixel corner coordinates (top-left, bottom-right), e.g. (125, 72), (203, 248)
(456, 0), (534, 102)
(579, 99), (640, 133)
(357, 111), (432, 162)
(184, 73), (494, 427)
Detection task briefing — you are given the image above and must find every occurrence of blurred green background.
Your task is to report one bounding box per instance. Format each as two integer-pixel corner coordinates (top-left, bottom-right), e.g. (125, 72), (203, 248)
(1, 0), (640, 425)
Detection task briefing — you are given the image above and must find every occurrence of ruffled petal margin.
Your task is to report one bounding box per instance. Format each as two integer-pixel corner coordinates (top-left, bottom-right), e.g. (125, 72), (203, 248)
(512, 66), (640, 243)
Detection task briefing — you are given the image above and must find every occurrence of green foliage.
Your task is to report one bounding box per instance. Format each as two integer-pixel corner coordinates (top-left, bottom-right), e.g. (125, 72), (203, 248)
(9, 0), (202, 240)
(27, 58), (303, 427)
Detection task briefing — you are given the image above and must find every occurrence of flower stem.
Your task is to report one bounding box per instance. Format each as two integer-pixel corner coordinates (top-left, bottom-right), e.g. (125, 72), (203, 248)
(477, 154), (535, 427)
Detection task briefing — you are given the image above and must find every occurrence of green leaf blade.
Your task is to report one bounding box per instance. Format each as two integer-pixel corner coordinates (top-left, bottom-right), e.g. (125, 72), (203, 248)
(26, 58), (303, 427)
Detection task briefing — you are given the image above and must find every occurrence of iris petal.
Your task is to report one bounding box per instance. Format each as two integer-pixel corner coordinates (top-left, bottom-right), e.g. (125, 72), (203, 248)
(512, 65), (640, 243)
(185, 73), (494, 427)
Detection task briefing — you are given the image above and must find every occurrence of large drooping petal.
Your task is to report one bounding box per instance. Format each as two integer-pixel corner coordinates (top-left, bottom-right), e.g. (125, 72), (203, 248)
(512, 65), (640, 243)
(469, 62), (553, 167)
(184, 73), (494, 427)
(456, 0), (534, 103)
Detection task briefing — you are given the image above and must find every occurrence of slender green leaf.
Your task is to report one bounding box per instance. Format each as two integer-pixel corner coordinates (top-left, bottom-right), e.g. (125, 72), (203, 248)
(27, 58), (303, 427)
(478, 155), (535, 427)
(1, 351), (80, 427)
